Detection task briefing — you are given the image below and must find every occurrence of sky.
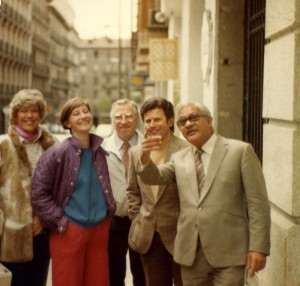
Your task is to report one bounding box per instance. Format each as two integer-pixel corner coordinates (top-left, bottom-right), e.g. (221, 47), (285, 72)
(69, 0), (132, 39)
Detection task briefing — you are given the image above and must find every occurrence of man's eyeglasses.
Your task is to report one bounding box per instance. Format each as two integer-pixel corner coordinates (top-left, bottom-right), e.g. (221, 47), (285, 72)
(176, 113), (207, 127)
(113, 113), (135, 122)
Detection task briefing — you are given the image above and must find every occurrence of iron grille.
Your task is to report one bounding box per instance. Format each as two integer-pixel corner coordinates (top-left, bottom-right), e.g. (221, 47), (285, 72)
(243, 0), (266, 162)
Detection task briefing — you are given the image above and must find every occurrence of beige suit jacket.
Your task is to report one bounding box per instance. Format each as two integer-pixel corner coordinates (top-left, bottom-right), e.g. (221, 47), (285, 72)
(127, 135), (189, 254)
(137, 135), (271, 267)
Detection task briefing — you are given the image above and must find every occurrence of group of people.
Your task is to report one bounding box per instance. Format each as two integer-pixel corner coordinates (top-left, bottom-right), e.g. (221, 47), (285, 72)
(0, 88), (271, 286)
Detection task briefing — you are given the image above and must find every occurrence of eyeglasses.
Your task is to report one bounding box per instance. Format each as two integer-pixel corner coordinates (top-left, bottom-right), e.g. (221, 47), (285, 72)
(113, 113), (136, 122)
(176, 113), (207, 127)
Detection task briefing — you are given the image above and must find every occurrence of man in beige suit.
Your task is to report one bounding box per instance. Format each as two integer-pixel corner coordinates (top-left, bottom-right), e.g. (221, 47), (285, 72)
(137, 102), (271, 286)
(127, 97), (189, 286)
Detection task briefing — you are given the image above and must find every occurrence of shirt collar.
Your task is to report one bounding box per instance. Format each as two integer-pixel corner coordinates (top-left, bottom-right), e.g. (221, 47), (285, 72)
(115, 132), (138, 151)
(193, 132), (218, 155)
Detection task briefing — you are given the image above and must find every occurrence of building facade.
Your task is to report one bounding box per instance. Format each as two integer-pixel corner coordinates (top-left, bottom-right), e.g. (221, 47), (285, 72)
(0, 0), (32, 132)
(32, 0), (50, 98)
(78, 37), (132, 123)
(47, 0), (80, 123)
(0, 0), (80, 132)
(1, 0), (135, 133)
(130, 0), (169, 103)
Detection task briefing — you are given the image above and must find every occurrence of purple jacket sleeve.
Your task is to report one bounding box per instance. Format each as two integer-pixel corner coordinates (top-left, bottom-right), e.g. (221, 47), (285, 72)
(31, 145), (67, 231)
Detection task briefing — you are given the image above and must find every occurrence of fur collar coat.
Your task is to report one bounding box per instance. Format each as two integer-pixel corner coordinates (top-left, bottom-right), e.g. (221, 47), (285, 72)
(0, 126), (56, 262)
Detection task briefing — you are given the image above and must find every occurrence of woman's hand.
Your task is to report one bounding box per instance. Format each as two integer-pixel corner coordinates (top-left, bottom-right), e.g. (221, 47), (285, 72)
(32, 215), (43, 236)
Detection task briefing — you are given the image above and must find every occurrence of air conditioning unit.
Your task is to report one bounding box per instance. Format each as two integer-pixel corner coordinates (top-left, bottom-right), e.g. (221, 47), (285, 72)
(148, 10), (168, 28)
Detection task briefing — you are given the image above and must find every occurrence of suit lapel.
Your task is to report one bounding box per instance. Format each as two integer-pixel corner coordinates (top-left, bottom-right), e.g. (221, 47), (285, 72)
(155, 136), (176, 202)
(183, 148), (201, 202)
(156, 183), (167, 203)
(133, 148), (156, 204)
(198, 136), (228, 204)
(144, 183), (157, 204)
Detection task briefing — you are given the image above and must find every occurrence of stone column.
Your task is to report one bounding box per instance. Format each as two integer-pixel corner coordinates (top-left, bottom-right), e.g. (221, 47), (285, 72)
(180, 0), (204, 103)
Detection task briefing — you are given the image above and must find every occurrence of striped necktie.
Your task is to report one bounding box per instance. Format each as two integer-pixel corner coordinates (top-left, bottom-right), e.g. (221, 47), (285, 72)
(195, 149), (205, 193)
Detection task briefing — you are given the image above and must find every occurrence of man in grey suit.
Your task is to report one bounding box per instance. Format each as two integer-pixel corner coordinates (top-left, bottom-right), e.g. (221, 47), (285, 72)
(136, 102), (271, 286)
(127, 97), (188, 286)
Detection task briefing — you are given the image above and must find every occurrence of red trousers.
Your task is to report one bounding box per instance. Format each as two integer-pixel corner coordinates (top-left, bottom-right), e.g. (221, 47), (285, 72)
(50, 217), (110, 286)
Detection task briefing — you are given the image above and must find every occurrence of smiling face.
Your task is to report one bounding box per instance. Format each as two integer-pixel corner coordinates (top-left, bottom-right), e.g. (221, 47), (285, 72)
(177, 105), (213, 148)
(17, 103), (41, 134)
(143, 108), (173, 144)
(64, 104), (93, 136)
(111, 103), (138, 142)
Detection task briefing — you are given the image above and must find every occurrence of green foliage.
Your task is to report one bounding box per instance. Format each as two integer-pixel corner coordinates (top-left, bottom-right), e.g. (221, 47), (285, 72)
(91, 95), (112, 124)
(92, 95), (112, 113)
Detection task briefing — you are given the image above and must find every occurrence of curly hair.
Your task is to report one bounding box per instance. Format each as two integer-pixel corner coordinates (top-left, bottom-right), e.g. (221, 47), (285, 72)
(9, 89), (47, 126)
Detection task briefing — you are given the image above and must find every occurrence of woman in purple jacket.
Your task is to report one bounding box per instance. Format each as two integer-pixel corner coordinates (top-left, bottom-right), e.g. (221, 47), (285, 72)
(31, 97), (116, 286)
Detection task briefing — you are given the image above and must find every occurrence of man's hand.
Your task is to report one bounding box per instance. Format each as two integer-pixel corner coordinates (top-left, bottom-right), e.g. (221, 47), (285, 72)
(140, 128), (161, 165)
(246, 251), (267, 278)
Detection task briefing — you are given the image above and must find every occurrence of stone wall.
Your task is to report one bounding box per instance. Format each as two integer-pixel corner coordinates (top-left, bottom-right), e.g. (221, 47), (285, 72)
(262, 0), (300, 285)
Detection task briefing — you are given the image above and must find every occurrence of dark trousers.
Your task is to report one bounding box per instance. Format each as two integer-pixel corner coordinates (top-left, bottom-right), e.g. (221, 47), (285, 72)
(2, 230), (50, 286)
(108, 216), (145, 286)
(141, 232), (183, 286)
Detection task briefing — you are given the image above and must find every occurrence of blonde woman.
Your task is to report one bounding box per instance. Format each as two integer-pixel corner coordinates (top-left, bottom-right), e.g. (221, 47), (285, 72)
(0, 89), (57, 286)
(31, 97), (116, 286)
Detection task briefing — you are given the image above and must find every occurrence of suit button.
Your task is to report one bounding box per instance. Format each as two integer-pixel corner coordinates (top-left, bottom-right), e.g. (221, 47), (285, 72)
(198, 207), (202, 211)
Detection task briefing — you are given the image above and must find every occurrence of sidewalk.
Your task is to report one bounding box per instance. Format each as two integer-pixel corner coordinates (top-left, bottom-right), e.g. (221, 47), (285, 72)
(46, 255), (133, 286)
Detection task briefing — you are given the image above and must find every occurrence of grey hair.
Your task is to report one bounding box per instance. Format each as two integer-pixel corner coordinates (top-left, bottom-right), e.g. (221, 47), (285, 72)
(9, 89), (47, 125)
(110, 98), (139, 117)
(175, 102), (212, 118)
(175, 102), (215, 132)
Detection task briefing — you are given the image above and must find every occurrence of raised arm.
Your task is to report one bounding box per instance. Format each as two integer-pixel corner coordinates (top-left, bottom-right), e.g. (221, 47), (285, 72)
(140, 127), (161, 165)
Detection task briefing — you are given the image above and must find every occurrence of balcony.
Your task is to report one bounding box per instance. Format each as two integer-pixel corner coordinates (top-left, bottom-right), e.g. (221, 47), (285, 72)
(51, 79), (69, 90)
(32, 34), (51, 53)
(32, 5), (50, 27)
(33, 63), (50, 78)
(51, 55), (67, 68)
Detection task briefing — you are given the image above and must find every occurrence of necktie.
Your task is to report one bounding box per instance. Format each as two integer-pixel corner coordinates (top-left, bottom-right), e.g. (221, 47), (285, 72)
(121, 142), (130, 178)
(195, 149), (205, 193)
